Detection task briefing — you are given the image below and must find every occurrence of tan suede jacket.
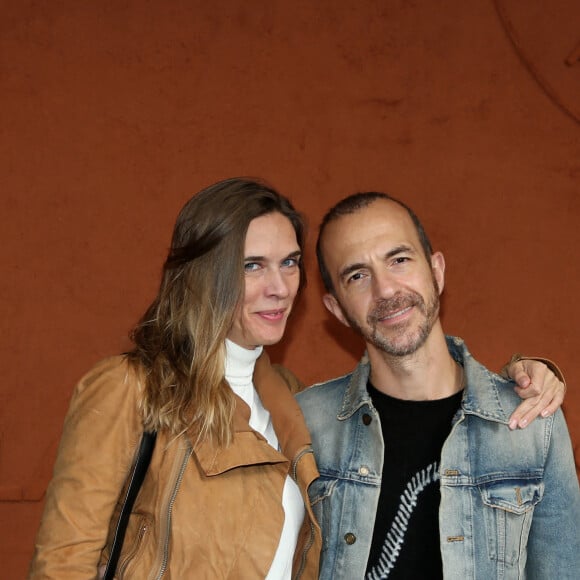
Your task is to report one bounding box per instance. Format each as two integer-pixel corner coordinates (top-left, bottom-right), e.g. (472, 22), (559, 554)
(29, 352), (321, 579)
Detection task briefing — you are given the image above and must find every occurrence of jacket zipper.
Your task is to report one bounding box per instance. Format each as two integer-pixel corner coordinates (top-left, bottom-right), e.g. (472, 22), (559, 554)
(291, 446), (316, 579)
(291, 446), (313, 481)
(294, 519), (316, 580)
(117, 518), (149, 577)
(154, 444), (192, 579)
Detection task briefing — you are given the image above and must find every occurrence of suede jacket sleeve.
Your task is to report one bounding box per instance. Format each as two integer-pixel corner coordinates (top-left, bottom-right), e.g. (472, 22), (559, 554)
(29, 357), (144, 579)
(500, 353), (566, 387)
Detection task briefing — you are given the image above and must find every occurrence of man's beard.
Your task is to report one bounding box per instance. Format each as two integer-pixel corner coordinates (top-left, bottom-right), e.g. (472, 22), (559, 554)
(343, 276), (440, 357)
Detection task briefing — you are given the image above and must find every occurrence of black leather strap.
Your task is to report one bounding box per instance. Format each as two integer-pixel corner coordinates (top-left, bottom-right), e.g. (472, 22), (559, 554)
(103, 431), (157, 580)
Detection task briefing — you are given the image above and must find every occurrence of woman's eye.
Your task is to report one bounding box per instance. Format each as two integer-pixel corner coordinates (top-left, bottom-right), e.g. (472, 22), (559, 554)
(244, 262), (261, 272)
(282, 257), (299, 268)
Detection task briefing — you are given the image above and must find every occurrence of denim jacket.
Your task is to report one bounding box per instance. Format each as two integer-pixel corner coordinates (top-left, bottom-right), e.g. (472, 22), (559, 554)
(297, 336), (580, 579)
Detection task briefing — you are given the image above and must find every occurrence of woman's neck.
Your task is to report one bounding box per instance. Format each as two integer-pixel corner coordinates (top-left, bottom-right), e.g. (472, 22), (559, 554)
(224, 339), (263, 406)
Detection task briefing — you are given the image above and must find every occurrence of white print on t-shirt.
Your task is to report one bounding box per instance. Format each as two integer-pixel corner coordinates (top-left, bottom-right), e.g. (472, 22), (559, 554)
(365, 462), (440, 580)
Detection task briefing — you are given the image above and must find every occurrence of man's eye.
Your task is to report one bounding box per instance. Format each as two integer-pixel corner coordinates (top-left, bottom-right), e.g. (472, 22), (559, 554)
(393, 257), (410, 265)
(347, 272), (364, 283)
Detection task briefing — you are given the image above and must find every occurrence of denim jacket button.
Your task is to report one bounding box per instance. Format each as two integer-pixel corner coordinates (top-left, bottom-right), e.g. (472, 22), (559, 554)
(359, 466), (369, 476)
(344, 532), (357, 545)
(362, 413), (372, 425)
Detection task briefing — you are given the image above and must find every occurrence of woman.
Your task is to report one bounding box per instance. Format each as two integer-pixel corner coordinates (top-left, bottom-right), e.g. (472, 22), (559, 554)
(30, 178), (321, 579)
(29, 177), (564, 579)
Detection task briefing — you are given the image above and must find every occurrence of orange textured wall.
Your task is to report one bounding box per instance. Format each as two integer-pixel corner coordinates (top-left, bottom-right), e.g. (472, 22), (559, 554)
(1, 1), (578, 576)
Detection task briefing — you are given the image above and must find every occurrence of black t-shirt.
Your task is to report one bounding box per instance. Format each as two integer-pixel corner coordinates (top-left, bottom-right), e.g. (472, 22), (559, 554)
(364, 383), (463, 580)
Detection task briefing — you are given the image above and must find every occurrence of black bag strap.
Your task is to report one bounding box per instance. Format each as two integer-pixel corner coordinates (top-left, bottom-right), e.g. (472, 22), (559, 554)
(103, 430), (157, 580)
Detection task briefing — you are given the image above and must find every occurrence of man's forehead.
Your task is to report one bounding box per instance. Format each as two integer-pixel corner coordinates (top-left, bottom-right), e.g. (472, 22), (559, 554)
(323, 200), (417, 250)
(321, 204), (426, 284)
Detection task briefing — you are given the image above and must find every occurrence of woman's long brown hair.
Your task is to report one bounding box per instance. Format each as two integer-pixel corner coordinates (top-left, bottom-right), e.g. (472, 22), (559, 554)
(127, 177), (305, 447)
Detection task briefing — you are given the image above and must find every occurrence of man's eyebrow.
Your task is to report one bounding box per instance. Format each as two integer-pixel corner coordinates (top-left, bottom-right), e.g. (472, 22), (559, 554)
(385, 244), (414, 258)
(338, 245), (415, 280)
(339, 262), (366, 281)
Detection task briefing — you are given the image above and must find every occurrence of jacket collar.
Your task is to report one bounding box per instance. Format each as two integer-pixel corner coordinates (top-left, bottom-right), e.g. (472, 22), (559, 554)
(194, 350), (315, 476)
(338, 353), (373, 420)
(339, 335), (513, 425)
(253, 350), (314, 462)
(447, 335), (513, 424)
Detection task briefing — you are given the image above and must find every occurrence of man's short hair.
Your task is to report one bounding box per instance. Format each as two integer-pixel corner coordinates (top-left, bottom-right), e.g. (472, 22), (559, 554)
(316, 191), (433, 293)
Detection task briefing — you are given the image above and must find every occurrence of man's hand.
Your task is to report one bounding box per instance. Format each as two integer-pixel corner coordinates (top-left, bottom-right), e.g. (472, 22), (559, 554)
(507, 358), (566, 430)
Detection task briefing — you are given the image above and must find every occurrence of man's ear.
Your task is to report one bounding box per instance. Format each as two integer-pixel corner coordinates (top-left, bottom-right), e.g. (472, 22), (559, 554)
(322, 293), (351, 327)
(431, 251), (446, 295)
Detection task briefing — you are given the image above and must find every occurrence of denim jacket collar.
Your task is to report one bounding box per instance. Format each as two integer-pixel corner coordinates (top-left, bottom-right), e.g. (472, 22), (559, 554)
(338, 336), (514, 425)
(447, 335), (513, 425)
(337, 354), (372, 420)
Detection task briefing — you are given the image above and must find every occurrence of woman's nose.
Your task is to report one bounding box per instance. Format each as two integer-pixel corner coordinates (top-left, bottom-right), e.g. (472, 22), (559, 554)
(265, 269), (291, 298)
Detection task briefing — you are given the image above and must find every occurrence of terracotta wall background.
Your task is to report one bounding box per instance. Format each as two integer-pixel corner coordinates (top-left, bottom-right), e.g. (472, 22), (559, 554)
(1, 0), (578, 576)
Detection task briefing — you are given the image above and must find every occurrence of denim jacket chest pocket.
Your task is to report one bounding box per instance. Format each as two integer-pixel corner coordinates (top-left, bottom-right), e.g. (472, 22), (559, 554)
(479, 478), (544, 566)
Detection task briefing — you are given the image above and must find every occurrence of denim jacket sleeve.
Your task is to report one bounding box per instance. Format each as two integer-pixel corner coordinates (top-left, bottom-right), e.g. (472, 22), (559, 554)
(525, 408), (580, 579)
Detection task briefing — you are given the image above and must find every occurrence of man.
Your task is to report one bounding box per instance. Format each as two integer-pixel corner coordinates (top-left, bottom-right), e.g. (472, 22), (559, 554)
(296, 192), (579, 579)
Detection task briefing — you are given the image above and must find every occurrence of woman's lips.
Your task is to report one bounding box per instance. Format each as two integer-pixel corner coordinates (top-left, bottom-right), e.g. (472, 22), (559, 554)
(256, 308), (287, 321)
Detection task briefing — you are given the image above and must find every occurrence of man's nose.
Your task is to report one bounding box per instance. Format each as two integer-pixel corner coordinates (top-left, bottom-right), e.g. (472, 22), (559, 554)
(371, 269), (398, 300)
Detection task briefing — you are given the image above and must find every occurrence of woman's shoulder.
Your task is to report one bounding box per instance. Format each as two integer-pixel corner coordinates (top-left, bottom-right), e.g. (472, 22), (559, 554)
(78, 354), (139, 386)
(69, 355), (146, 420)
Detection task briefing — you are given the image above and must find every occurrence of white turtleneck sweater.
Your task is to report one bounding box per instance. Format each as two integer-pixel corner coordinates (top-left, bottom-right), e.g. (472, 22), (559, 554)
(224, 339), (305, 579)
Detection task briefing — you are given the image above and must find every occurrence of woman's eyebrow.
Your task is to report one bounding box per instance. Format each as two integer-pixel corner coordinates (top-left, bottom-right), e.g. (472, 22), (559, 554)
(244, 250), (302, 262)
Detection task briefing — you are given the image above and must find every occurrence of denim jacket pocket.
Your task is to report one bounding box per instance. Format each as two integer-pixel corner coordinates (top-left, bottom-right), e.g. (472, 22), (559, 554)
(479, 479), (544, 567)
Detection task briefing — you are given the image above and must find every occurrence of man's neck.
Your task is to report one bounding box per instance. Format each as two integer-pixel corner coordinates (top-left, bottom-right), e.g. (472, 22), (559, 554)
(367, 327), (463, 401)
